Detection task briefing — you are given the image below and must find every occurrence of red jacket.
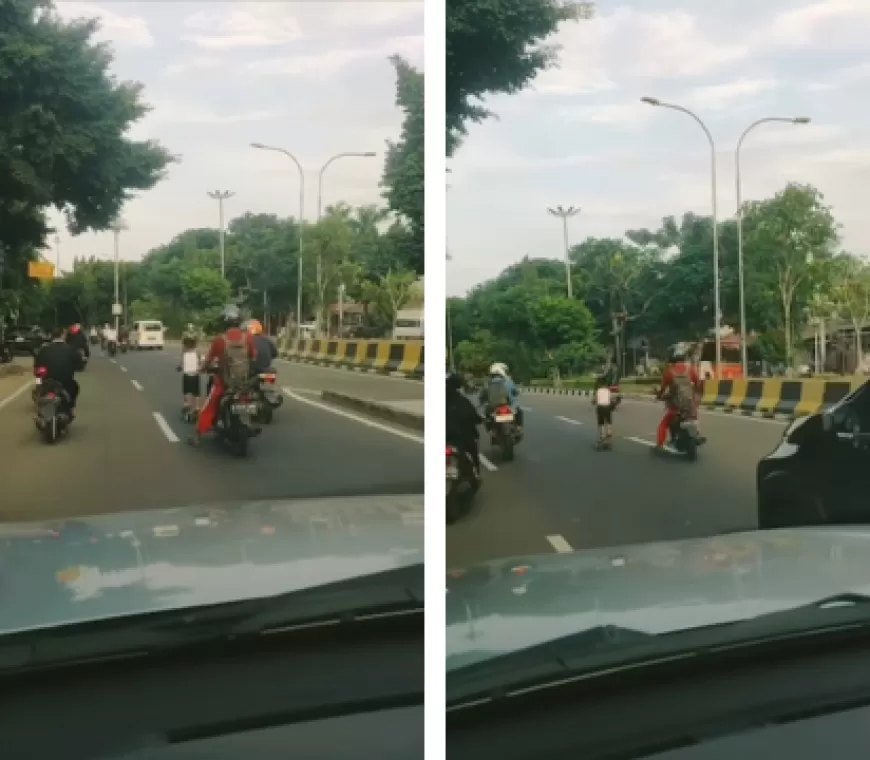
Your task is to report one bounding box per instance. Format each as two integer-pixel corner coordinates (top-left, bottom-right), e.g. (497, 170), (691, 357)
(659, 365), (700, 399)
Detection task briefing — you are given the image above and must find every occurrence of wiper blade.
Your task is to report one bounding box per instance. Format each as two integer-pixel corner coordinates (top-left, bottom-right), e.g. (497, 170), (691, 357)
(0, 564), (423, 672)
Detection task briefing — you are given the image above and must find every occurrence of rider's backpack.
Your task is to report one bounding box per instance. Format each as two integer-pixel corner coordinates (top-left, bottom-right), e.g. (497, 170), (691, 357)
(220, 331), (251, 391)
(486, 377), (511, 409)
(671, 373), (695, 416)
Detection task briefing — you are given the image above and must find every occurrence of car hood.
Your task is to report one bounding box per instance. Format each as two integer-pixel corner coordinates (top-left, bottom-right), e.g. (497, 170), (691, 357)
(0, 494), (423, 635)
(447, 527), (870, 671)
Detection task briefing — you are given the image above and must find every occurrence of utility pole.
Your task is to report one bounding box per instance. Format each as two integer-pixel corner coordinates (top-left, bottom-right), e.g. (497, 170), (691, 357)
(207, 190), (234, 279)
(110, 219), (127, 333)
(547, 206), (580, 298)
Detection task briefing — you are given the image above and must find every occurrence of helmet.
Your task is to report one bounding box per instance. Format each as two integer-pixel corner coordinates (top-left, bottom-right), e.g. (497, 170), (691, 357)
(489, 362), (508, 378)
(220, 304), (242, 328)
(446, 371), (462, 394)
(245, 319), (263, 336)
(69, 324), (81, 335)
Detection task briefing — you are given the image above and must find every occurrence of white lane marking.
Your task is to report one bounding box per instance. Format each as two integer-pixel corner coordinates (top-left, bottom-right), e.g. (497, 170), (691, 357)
(547, 534), (574, 553)
(626, 436), (655, 447)
(0, 378), (34, 413)
(110, 359), (117, 364)
(556, 415), (583, 425)
(152, 412), (179, 442)
(120, 365), (128, 373)
(479, 454), (497, 471)
(282, 386), (424, 444)
(131, 380), (143, 391)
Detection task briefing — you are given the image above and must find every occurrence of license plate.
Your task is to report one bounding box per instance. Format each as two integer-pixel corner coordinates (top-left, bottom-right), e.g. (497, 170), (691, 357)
(446, 464), (459, 479)
(34, 377), (41, 385)
(494, 414), (513, 422)
(232, 403), (258, 414)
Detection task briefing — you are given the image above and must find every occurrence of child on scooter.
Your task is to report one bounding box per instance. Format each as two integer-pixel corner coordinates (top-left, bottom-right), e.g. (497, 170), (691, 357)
(592, 373), (615, 448)
(178, 335), (201, 421)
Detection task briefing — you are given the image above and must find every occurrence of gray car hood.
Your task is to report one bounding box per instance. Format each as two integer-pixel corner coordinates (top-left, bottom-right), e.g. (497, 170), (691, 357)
(0, 494), (423, 635)
(447, 527), (870, 670)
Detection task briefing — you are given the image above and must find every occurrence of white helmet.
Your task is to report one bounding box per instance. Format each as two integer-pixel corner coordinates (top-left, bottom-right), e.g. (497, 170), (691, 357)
(489, 362), (509, 378)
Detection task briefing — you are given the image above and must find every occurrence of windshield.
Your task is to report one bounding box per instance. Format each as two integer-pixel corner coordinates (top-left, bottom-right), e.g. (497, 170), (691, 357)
(2, 1), (424, 656)
(444, 0), (868, 687)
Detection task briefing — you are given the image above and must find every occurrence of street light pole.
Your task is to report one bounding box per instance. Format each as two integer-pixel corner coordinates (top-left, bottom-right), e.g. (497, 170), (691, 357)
(316, 152), (377, 335)
(547, 205), (580, 298)
(250, 143), (305, 339)
(735, 116), (811, 375)
(110, 219), (127, 333)
(642, 97), (722, 376)
(207, 190), (234, 279)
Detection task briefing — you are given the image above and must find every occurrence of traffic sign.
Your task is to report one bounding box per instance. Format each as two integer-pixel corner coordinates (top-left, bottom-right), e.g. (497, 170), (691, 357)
(28, 261), (54, 280)
(112, 303), (123, 316)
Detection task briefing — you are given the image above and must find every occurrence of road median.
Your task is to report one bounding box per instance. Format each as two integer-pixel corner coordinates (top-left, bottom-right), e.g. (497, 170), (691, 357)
(321, 390), (424, 432)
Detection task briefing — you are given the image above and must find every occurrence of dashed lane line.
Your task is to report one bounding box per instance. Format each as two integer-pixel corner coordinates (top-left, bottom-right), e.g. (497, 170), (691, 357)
(131, 380), (143, 391)
(547, 534), (574, 553)
(152, 412), (179, 442)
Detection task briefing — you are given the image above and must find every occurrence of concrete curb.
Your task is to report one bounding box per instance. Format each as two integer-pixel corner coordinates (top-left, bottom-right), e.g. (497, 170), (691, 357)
(281, 353), (423, 381)
(321, 390), (424, 432)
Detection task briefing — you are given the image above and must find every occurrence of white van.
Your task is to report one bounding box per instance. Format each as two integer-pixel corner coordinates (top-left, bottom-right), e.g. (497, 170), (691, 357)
(130, 320), (165, 350)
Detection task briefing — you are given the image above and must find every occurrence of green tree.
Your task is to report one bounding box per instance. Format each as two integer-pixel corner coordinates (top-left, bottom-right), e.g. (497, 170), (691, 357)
(446, 0), (591, 155)
(0, 0), (173, 314)
(381, 56), (424, 274)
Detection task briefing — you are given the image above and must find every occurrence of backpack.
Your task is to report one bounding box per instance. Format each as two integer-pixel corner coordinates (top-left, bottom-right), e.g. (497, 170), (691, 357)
(220, 331), (251, 390)
(486, 377), (511, 410)
(671, 372), (695, 416)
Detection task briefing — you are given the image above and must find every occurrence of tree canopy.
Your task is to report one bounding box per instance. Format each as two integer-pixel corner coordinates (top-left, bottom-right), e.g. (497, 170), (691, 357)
(450, 182), (855, 381)
(446, 0), (587, 155)
(0, 0), (174, 315)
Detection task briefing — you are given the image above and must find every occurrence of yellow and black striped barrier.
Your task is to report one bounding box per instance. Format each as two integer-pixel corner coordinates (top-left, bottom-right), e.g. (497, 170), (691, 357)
(280, 339), (424, 379)
(700, 377), (865, 419)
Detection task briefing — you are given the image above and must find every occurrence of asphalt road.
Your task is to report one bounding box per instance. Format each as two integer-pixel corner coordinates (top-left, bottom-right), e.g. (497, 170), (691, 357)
(446, 392), (787, 569)
(0, 348), (423, 523)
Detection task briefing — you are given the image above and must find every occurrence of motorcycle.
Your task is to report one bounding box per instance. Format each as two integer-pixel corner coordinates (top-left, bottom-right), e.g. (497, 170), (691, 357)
(252, 370), (283, 424)
(656, 391), (705, 461)
(33, 367), (71, 444)
(89, 334), (98, 346)
(120, 339), (128, 354)
(446, 444), (479, 524)
(210, 371), (261, 456)
(485, 403), (521, 461)
(107, 339), (117, 357)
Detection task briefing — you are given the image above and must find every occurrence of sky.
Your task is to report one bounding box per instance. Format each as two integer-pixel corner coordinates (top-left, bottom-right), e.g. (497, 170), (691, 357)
(47, 1), (423, 273)
(447, 0), (870, 295)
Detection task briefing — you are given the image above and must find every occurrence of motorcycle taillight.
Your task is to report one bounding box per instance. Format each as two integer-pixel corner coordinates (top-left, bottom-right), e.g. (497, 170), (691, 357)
(496, 405), (512, 415)
(446, 446), (456, 457)
(261, 374), (276, 384)
(45, 392), (56, 400)
(35, 366), (47, 377)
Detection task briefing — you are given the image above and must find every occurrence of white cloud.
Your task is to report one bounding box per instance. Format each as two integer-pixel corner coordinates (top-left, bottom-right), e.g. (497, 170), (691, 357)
(247, 35), (424, 78)
(53, 2), (153, 47)
(536, 8), (750, 95)
(560, 102), (653, 126)
(325, 2), (423, 29)
(763, 0), (870, 48)
(684, 78), (779, 110)
(182, 6), (303, 49)
(162, 56), (224, 77)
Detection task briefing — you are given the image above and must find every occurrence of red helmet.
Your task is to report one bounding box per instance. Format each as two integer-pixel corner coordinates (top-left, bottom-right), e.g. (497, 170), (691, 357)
(69, 324), (81, 334)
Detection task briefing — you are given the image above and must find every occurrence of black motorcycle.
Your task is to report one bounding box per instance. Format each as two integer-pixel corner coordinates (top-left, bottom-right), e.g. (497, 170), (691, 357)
(107, 339), (117, 357)
(210, 372), (261, 456)
(33, 367), (71, 444)
(251, 369), (283, 424)
(483, 403), (521, 461)
(446, 443), (480, 524)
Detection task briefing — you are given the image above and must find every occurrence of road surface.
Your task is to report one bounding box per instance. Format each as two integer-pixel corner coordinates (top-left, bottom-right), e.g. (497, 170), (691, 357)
(447, 392), (785, 569)
(1, 348), (423, 523)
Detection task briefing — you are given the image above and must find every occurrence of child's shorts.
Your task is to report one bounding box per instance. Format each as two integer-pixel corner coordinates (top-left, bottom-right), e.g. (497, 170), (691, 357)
(596, 404), (613, 426)
(182, 373), (201, 397)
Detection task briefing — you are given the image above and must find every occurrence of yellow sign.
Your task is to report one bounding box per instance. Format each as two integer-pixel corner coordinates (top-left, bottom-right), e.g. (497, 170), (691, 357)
(28, 261), (55, 280)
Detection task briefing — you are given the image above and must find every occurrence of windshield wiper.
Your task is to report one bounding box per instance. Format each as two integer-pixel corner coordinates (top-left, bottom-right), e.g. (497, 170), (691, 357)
(448, 594), (870, 706)
(0, 564), (423, 673)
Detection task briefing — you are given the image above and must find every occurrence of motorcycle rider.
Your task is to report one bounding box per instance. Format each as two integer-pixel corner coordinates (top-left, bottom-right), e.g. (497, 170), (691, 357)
(478, 362), (523, 433)
(189, 304), (257, 446)
(35, 326), (81, 416)
(65, 323), (90, 359)
(245, 319), (278, 373)
(446, 371), (482, 481)
(103, 321), (118, 352)
(656, 349), (702, 449)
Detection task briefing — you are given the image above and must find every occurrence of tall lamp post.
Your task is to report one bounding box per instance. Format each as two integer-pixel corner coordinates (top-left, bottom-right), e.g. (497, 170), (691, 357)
(316, 151), (376, 335)
(642, 96), (722, 375)
(250, 143), (305, 338)
(207, 190), (234, 279)
(547, 205), (580, 299)
(735, 116), (810, 374)
(110, 219), (127, 333)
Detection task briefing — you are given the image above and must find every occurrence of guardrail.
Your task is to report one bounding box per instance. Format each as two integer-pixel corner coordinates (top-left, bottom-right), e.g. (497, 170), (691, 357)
(280, 339), (424, 379)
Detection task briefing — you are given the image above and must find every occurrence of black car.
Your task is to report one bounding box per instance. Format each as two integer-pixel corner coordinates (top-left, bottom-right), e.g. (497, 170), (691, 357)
(4, 325), (47, 356)
(757, 379), (870, 528)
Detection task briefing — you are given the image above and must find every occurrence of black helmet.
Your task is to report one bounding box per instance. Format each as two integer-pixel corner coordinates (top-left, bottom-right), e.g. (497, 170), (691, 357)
(220, 304), (241, 328)
(446, 372), (462, 394)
